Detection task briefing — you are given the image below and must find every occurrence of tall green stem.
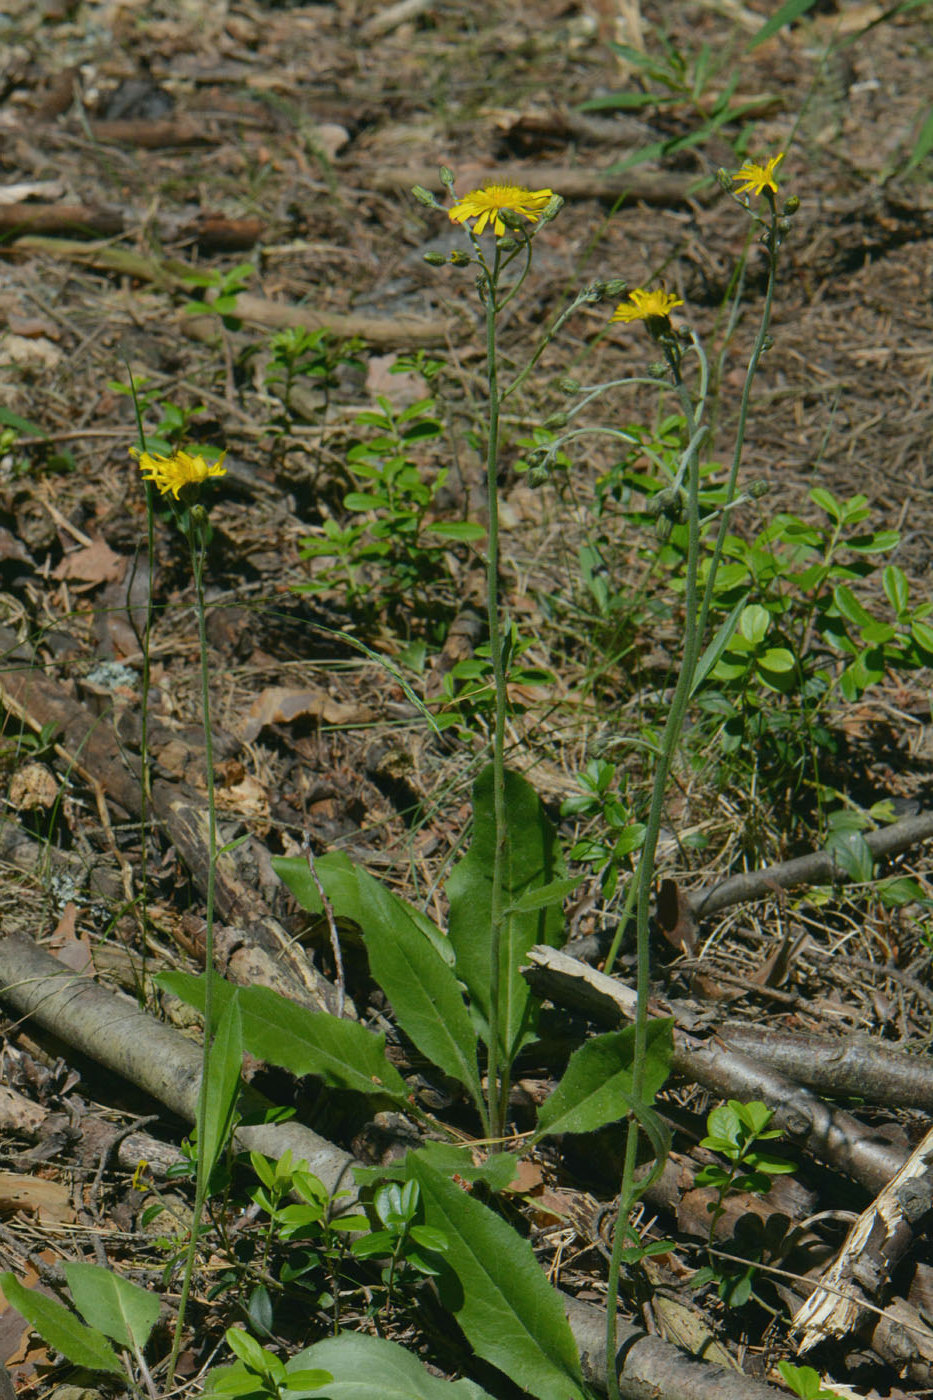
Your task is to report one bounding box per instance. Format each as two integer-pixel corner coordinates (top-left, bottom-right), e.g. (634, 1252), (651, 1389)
(604, 201), (783, 1396)
(168, 509), (219, 1378)
(482, 251), (510, 1145)
(604, 361), (705, 1400)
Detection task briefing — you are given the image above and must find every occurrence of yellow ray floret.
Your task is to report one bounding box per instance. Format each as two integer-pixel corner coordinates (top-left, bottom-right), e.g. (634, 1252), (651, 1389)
(448, 182), (554, 236)
(732, 153), (784, 198)
(610, 288), (684, 325)
(132, 446), (227, 499)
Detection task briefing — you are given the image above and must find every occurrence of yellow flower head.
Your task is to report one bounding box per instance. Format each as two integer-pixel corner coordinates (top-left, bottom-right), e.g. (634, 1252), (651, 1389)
(132, 446), (227, 499)
(448, 182), (555, 236)
(610, 287), (684, 325)
(732, 153), (784, 198)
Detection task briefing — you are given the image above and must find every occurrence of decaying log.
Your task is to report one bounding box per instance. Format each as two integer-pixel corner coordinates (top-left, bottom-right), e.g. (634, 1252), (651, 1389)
(524, 946), (907, 1193)
(563, 1291), (787, 1399)
(11, 237), (451, 348)
(373, 162), (710, 209)
(87, 117), (216, 148)
(720, 1023), (933, 1114)
(0, 204), (123, 238)
(793, 1126), (933, 1354)
(0, 935), (358, 1203)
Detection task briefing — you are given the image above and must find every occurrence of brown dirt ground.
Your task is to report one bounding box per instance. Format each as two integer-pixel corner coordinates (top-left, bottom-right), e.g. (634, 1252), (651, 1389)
(1, 0), (932, 1396)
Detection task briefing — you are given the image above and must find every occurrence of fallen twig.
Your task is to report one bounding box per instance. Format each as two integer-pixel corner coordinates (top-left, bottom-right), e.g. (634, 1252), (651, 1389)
(524, 946), (907, 1193)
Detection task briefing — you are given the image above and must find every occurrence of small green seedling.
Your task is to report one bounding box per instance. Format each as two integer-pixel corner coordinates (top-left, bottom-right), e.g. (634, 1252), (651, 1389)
(693, 1100), (795, 1305)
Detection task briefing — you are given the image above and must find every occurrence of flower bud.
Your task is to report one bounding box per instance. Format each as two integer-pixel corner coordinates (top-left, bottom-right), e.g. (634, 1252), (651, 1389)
(558, 377), (581, 395)
(783, 195), (800, 216)
(498, 207), (525, 231)
(748, 478), (771, 499)
(439, 166), (456, 192)
(496, 236), (518, 251)
(542, 412), (568, 429)
(448, 249), (473, 266)
(776, 217), (792, 237)
(423, 251), (447, 266)
(528, 464), (550, 487)
(538, 194), (565, 224)
(412, 184), (441, 208)
(716, 168), (732, 192)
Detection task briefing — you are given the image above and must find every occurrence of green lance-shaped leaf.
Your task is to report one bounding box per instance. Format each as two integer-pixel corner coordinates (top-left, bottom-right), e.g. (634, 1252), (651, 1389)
(447, 765), (566, 1063)
(157, 971), (409, 1105)
(0, 1272), (122, 1376)
(534, 1019), (674, 1141)
(407, 1154), (585, 1400)
(63, 1260), (160, 1352)
(290, 1330), (491, 1400)
(199, 989), (244, 1180)
(274, 853), (484, 1114)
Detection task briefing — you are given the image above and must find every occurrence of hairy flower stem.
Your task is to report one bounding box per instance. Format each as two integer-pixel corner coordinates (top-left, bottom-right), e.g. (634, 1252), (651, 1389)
(604, 205), (783, 1397)
(604, 361), (705, 1400)
(482, 248), (511, 1145)
(168, 510), (220, 1379)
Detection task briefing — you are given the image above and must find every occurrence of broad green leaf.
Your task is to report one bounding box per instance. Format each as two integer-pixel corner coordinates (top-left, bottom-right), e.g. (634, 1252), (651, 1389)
(63, 1261), (160, 1351)
(825, 830), (874, 883)
(157, 972), (409, 1105)
(747, 0), (818, 48)
(0, 1272), (122, 1375)
(739, 604), (770, 645)
(406, 1156), (585, 1400)
(423, 521), (487, 541)
(200, 991), (244, 1179)
(758, 646), (796, 672)
(912, 619), (933, 654)
(273, 854), (483, 1112)
(447, 765), (566, 1062)
(883, 565), (910, 616)
(535, 1021), (673, 1140)
(290, 1330), (490, 1400)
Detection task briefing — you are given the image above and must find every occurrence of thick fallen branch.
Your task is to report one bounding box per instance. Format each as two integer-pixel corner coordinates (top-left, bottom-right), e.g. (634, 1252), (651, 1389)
(373, 162), (710, 208)
(524, 946), (906, 1193)
(11, 236), (451, 347)
(0, 935), (357, 1201)
(720, 1022), (933, 1114)
(0, 204), (123, 238)
(563, 1291), (787, 1399)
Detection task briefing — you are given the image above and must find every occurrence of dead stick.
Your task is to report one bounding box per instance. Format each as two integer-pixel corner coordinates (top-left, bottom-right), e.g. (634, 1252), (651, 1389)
(0, 934), (358, 1201)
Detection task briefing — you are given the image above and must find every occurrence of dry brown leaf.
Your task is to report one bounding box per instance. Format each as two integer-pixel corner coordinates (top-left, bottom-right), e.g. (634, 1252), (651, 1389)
(0, 1172), (74, 1224)
(8, 763), (58, 812)
(241, 686), (374, 739)
(52, 537), (125, 584)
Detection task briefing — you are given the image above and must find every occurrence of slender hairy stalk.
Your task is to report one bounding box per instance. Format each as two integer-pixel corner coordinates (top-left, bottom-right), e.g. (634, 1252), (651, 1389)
(603, 195), (784, 1397)
(167, 509), (220, 1379)
(604, 361), (705, 1400)
(481, 246), (511, 1144)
